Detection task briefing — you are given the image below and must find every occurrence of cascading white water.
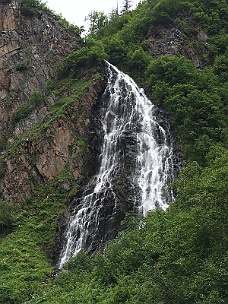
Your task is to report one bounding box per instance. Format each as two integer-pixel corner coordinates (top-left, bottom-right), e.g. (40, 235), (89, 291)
(134, 88), (174, 214)
(58, 62), (175, 269)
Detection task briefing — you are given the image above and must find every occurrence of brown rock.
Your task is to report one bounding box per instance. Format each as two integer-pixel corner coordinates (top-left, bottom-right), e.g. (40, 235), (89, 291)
(0, 1), (96, 203)
(0, 0), (82, 132)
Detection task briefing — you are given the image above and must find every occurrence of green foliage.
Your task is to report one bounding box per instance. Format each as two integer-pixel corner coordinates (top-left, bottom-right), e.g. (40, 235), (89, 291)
(12, 90), (43, 126)
(0, 132), (8, 152)
(45, 79), (56, 94)
(12, 103), (32, 126)
(58, 40), (107, 79)
(191, 0), (228, 34)
(0, 178), (68, 303)
(20, 0), (83, 35)
(127, 47), (152, 79)
(145, 55), (226, 164)
(213, 52), (228, 82)
(20, 0), (41, 17)
(121, 0), (133, 14)
(25, 158), (228, 302)
(16, 62), (28, 72)
(152, 0), (193, 26)
(47, 76), (99, 124)
(0, 159), (6, 180)
(0, 200), (15, 233)
(96, 11), (129, 38)
(103, 36), (128, 67)
(29, 90), (43, 107)
(86, 10), (108, 36)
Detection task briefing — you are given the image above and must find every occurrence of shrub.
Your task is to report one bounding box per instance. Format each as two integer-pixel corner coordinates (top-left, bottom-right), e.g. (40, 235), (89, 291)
(145, 56), (226, 164)
(12, 90), (43, 126)
(0, 200), (15, 233)
(16, 62), (28, 72)
(29, 90), (42, 107)
(20, 0), (41, 17)
(59, 41), (107, 78)
(127, 47), (152, 79)
(12, 103), (31, 125)
(104, 36), (128, 67)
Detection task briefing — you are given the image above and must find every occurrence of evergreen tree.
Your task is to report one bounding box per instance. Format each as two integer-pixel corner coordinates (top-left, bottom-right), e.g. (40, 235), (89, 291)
(85, 10), (108, 35)
(121, 0), (133, 13)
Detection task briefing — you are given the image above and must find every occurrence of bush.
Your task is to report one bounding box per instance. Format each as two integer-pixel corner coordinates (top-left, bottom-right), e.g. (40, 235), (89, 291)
(145, 56), (226, 164)
(16, 62), (28, 72)
(104, 36), (128, 67)
(213, 52), (228, 82)
(0, 132), (8, 152)
(20, 0), (41, 17)
(29, 90), (42, 107)
(0, 200), (15, 233)
(12, 103), (31, 125)
(59, 41), (107, 78)
(12, 90), (43, 126)
(127, 47), (152, 79)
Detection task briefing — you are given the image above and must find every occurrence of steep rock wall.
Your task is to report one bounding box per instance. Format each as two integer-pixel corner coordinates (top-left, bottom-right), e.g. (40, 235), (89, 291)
(0, 0), (81, 133)
(0, 1), (106, 203)
(147, 25), (208, 68)
(2, 76), (104, 203)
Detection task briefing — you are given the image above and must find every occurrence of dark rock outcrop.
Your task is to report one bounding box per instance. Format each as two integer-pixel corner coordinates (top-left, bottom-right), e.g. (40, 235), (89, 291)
(147, 26), (208, 68)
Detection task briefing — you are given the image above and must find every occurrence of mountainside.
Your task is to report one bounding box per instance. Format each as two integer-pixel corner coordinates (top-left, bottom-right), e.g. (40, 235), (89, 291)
(0, 0), (86, 203)
(0, 0), (227, 303)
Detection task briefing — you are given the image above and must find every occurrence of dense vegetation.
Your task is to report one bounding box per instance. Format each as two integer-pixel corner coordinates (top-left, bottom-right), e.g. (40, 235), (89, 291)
(0, 0), (227, 303)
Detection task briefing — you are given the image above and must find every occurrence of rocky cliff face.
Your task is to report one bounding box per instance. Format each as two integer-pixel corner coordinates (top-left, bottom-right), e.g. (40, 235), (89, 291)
(0, 0), (80, 131)
(0, 0), (105, 203)
(147, 25), (208, 69)
(2, 76), (104, 203)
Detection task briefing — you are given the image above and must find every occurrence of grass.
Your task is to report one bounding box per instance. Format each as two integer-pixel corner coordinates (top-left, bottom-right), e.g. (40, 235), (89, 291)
(0, 71), (103, 303)
(0, 179), (68, 303)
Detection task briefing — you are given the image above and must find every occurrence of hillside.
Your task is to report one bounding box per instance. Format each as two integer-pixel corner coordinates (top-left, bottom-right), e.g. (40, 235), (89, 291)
(0, 0), (227, 303)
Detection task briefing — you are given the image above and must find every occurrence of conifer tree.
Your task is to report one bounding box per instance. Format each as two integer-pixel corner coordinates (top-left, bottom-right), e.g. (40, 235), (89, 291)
(121, 0), (133, 13)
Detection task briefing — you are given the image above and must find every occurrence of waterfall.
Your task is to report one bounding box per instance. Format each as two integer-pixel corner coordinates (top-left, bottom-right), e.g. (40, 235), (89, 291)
(58, 62), (175, 269)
